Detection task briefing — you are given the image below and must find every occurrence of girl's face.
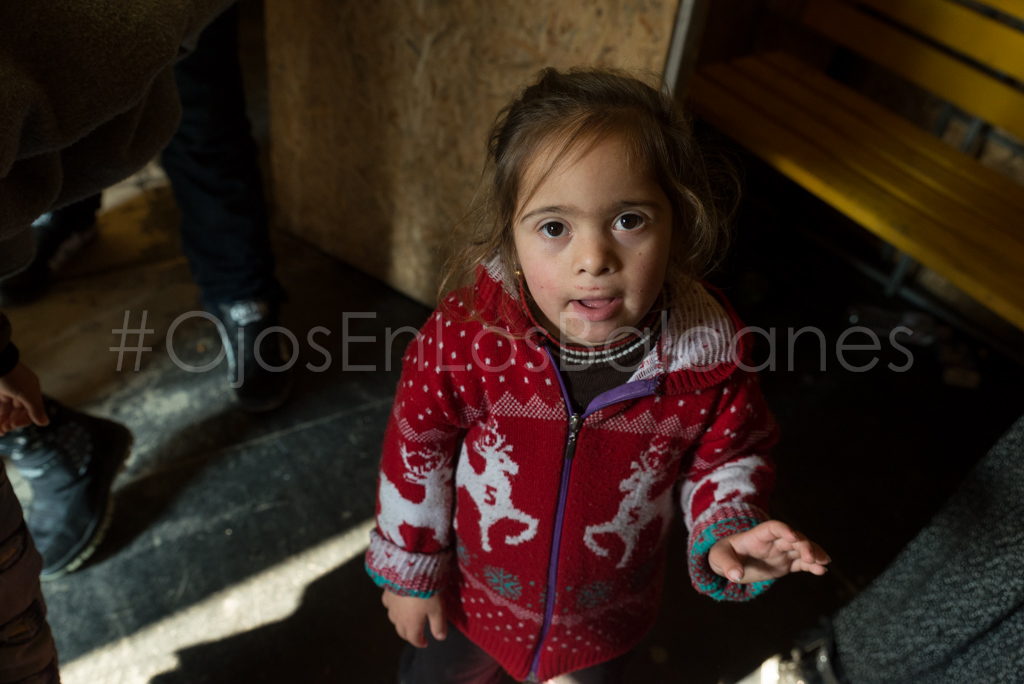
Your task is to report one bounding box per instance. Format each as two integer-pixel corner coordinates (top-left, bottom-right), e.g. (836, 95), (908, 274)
(513, 134), (673, 345)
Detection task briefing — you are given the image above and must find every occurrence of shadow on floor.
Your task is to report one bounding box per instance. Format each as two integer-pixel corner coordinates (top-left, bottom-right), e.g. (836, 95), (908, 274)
(149, 552), (406, 684)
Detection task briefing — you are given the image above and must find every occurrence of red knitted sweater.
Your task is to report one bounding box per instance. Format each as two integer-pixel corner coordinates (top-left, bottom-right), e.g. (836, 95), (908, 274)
(366, 266), (778, 681)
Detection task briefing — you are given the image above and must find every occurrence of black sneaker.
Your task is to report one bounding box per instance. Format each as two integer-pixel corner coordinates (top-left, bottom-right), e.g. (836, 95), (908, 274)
(0, 195), (101, 304)
(0, 398), (132, 580)
(215, 299), (293, 413)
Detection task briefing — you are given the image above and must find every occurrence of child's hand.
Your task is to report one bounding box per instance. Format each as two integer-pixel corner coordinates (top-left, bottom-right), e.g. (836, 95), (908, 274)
(381, 589), (447, 648)
(709, 520), (830, 584)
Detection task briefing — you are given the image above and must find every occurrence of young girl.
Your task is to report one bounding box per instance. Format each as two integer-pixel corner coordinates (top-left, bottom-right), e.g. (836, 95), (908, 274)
(366, 66), (829, 684)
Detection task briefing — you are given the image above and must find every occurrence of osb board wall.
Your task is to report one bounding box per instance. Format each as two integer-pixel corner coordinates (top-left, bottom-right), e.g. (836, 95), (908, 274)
(264, 0), (682, 306)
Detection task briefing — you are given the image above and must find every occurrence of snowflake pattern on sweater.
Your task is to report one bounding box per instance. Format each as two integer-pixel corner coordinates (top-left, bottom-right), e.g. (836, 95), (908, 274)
(366, 267), (778, 681)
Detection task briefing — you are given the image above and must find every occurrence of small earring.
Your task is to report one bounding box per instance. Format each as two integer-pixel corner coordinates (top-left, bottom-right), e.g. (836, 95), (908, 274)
(514, 266), (523, 278)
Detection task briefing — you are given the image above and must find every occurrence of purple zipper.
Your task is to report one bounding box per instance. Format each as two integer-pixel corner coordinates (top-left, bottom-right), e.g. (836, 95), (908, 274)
(528, 348), (658, 679)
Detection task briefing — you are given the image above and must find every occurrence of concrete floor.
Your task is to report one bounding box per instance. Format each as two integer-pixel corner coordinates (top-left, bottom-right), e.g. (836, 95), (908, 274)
(5, 4), (1024, 683)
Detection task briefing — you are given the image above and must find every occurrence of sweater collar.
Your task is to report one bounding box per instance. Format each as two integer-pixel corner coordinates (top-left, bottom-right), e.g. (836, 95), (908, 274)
(466, 262), (751, 394)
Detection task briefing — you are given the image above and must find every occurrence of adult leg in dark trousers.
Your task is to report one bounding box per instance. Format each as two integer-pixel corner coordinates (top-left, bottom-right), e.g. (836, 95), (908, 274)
(1, 5), (290, 582)
(1, 6), (290, 412)
(161, 4), (290, 413)
(830, 414), (1024, 683)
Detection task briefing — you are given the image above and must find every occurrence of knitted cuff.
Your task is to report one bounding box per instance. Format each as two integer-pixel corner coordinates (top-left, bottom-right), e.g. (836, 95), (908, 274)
(365, 528), (451, 598)
(0, 342), (19, 378)
(688, 506), (774, 602)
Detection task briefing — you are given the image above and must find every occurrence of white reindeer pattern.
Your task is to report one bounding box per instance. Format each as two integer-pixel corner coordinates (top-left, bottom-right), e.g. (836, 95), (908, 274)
(584, 440), (675, 568)
(377, 444), (453, 547)
(456, 423), (539, 552)
(680, 454), (762, 531)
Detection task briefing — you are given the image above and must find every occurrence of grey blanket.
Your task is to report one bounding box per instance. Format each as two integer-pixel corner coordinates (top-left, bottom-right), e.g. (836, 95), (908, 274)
(834, 414), (1024, 683)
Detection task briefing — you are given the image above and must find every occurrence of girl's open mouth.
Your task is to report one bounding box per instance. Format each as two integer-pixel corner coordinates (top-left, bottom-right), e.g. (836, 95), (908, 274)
(569, 297), (623, 322)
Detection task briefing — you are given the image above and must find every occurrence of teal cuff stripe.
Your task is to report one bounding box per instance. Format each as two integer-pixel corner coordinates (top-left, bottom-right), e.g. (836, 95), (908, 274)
(365, 562), (438, 599)
(691, 516), (775, 602)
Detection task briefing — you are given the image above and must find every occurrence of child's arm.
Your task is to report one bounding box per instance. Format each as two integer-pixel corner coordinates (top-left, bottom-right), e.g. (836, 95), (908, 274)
(365, 311), (476, 631)
(679, 369), (782, 601)
(708, 519), (829, 583)
(382, 590), (447, 648)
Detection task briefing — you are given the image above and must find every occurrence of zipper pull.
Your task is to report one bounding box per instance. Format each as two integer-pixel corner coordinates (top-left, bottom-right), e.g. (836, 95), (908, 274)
(566, 414), (582, 457)
(569, 414), (582, 439)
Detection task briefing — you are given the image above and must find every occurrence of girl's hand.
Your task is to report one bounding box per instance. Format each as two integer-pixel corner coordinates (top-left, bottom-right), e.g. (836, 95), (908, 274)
(381, 589), (447, 648)
(708, 520), (830, 584)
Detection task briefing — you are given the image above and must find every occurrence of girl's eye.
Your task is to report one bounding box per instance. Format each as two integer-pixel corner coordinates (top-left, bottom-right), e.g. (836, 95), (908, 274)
(615, 213), (644, 231)
(540, 222), (567, 238)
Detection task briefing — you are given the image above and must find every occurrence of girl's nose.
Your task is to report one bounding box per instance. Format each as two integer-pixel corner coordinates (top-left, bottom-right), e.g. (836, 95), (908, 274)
(573, 230), (619, 276)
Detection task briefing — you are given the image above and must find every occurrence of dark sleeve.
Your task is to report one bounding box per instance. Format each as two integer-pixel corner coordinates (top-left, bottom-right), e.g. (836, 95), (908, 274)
(0, 0), (238, 240)
(0, 312), (17, 378)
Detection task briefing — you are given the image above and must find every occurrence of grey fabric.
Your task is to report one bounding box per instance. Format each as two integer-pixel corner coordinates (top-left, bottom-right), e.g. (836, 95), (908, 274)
(833, 414), (1024, 684)
(0, 0), (236, 241)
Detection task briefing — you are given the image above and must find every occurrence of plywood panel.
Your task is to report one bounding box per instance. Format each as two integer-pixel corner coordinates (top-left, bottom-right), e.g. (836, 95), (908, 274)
(265, 0), (681, 305)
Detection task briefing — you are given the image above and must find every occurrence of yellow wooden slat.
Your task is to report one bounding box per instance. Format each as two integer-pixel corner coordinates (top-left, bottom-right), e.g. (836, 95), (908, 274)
(693, 64), (1024, 277)
(803, 0), (1024, 141)
(855, 0), (1024, 84)
(735, 55), (1024, 228)
(701, 61), (1024, 257)
(762, 53), (1024, 217)
(981, 0), (1024, 23)
(689, 71), (1024, 331)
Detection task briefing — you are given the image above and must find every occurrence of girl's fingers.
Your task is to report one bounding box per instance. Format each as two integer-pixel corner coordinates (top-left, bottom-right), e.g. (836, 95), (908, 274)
(710, 542), (745, 582)
(406, 617), (428, 648)
(812, 542), (831, 564)
(427, 605), (447, 642)
(770, 526), (821, 565)
(795, 539), (816, 564)
(757, 520), (803, 548)
(729, 522), (830, 578)
(755, 520), (786, 543)
(793, 540), (830, 565)
(775, 520), (799, 544)
(789, 553), (829, 575)
(801, 560), (829, 575)
(382, 590), (430, 648)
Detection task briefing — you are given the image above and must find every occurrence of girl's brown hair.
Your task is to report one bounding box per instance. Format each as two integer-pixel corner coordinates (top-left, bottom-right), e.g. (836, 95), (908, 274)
(440, 65), (739, 314)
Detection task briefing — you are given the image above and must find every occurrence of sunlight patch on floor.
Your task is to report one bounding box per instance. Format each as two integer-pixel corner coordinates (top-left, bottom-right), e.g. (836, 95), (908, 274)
(61, 518), (376, 684)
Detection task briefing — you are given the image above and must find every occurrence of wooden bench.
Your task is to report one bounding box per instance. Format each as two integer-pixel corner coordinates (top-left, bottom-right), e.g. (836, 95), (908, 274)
(687, 0), (1024, 333)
